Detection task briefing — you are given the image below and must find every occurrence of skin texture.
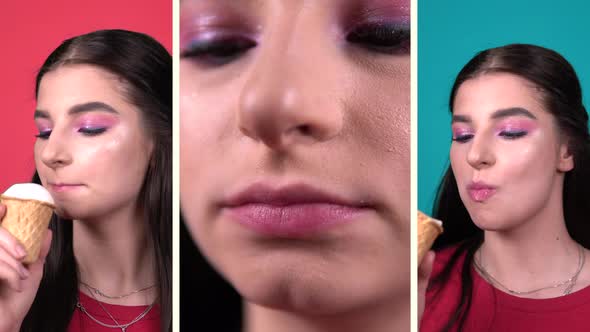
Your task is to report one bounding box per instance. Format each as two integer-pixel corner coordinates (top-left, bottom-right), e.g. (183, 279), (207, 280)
(35, 65), (153, 222)
(450, 73), (572, 234)
(448, 73), (590, 299)
(180, 1), (410, 331)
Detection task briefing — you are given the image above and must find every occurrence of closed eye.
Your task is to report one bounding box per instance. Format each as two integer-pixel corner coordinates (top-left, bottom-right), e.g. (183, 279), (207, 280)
(499, 131), (527, 139)
(181, 36), (257, 67)
(79, 127), (107, 136)
(346, 22), (410, 55)
(35, 131), (52, 139)
(452, 134), (474, 143)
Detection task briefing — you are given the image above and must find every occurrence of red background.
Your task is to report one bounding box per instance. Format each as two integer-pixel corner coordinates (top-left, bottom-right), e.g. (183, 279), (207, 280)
(0, 1), (172, 192)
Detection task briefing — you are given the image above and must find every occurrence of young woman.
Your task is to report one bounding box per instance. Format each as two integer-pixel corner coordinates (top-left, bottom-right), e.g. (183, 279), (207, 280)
(0, 29), (171, 332)
(180, 1), (411, 331)
(419, 44), (590, 331)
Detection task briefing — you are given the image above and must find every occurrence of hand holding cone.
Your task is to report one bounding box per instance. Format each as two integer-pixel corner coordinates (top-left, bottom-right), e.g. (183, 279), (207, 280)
(0, 184), (55, 264)
(418, 211), (443, 264)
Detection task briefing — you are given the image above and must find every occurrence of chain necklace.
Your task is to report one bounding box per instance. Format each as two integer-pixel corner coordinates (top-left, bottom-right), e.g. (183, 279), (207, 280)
(80, 281), (157, 300)
(77, 284), (156, 332)
(474, 244), (585, 296)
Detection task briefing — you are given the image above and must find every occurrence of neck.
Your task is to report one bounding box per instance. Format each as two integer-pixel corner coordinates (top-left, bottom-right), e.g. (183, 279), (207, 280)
(479, 193), (580, 297)
(243, 296), (408, 332)
(74, 203), (157, 305)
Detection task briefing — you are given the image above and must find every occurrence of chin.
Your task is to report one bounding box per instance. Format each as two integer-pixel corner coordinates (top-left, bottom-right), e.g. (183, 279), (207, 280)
(222, 252), (395, 316)
(236, 272), (362, 315)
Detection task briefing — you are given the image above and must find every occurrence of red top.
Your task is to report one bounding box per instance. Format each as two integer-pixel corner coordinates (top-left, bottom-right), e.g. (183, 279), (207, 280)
(67, 291), (160, 332)
(421, 244), (590, 332)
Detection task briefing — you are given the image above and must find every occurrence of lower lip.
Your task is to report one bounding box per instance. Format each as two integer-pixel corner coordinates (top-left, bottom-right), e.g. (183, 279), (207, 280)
(49, 185), (83, 193)
(468, 188), (496, 202)
(224, 203), (368, 237)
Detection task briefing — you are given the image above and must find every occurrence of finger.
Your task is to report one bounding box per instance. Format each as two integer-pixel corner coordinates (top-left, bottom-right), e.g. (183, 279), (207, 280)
(0, 259), (23, 292)
(0, 227), (27, 261)
(0, 247), (29, 279)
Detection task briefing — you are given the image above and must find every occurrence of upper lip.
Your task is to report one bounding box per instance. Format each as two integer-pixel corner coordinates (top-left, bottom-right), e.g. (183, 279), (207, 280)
(467, 181), (497, 190)
(222, 182), (370, 208)
(48, 182), (83, 187)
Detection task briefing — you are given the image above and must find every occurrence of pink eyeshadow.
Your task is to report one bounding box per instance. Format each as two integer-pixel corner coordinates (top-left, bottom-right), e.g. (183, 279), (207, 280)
(73, 114), (119, 129)
(495, 119), (538, 134)
(451, 124), (472, 136)
(35, 119), (52, 132)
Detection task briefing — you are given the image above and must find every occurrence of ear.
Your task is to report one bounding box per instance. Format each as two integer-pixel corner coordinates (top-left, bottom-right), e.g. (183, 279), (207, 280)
(557, 144), (574, 172)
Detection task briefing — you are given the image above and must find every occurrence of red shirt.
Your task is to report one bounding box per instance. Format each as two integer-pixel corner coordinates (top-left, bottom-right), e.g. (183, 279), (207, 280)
(68, 291), (160, 332)
(421, 245), (590, 332)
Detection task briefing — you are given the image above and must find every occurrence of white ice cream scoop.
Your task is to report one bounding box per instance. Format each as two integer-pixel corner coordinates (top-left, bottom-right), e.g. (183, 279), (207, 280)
(3, 183), (54, 206)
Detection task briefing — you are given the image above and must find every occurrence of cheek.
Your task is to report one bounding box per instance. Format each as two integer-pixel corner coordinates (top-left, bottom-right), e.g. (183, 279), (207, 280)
(180, 73), (234, 230)
(499, 143), (554, 181)
(449, 145), (466, 177)
(86, 131), (150, 191)
(33, 141), (47, 181)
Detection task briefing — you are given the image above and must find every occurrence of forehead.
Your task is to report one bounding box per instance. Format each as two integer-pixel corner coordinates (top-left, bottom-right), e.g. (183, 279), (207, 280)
(453, 73), (546, 119)
(36, 65), (132, 117)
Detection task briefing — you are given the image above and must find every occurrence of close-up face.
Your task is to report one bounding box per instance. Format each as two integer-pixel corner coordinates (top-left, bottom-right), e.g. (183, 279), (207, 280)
(34, 65), (153, 220)
(180, 0), (410, 314)
(450, 73), (573, 231)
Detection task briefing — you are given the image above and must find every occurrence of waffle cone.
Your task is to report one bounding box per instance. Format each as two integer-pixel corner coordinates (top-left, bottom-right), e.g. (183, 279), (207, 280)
(0, 195), (54, 264)
(418, 211), (443, 264)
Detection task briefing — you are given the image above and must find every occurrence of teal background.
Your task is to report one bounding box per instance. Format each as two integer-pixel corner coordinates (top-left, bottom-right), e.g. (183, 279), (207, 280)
(418, 0), (590, 214)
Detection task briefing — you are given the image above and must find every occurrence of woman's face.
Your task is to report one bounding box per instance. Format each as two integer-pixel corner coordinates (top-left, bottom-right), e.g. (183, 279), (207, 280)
(180, 0), (410, 314)
(34, 65), (153, 220)
(450, 73), (573, 230)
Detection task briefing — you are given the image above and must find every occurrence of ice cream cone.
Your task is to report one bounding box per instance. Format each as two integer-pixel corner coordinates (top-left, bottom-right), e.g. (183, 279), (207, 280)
(0, 184), (55, 264)
(418, 211), (443, 264)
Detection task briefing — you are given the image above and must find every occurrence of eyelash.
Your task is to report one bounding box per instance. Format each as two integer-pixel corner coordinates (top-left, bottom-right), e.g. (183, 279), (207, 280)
(499, 130), (527, 139)
(79, 127), (107, 136)
(346, 23), (410, 54)
(451, 131), (528, 143)
(452, 134), (473, 143)
(35, 131), (51, 139)
(35, 128), (107, 140)
(180, 37), (257, 67)
(180, 21), (410, 67)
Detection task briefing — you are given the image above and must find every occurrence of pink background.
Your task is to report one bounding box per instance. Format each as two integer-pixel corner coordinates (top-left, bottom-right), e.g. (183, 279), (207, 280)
(0, 1), (172, 192)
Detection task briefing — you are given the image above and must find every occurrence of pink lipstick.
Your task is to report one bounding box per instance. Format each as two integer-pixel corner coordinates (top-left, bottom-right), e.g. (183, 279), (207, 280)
(222, 183), (372, 238)
(467, 182), (497, 202)
(48, 183), (84, 193)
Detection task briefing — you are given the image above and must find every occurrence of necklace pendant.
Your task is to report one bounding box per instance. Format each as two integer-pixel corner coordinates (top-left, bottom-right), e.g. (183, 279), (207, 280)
(121, 328), (126, 332)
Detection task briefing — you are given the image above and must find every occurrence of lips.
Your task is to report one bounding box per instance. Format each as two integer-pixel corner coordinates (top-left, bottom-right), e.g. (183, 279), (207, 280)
(467, 182), (497, 202)
(47, 182), (84, 193)
(221, 183), (372, 237)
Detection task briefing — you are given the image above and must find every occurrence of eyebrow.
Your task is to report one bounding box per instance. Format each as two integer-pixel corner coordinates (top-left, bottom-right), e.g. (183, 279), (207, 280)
(490, 107), (537, 120)
(34, 102), (119, 119)
(451, 107), (537, 124)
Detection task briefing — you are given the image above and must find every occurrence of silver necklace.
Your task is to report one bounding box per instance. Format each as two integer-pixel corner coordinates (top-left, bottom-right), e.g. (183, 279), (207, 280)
(80, 281), (157, 299)
(474, 244), (585, 296)
(77, 284), (156, 332)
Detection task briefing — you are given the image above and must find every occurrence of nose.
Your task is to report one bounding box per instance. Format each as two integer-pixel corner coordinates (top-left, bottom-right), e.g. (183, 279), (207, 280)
(466, 134), (495, 169)
(237, 23), (343, 151)
(39, 131), (73, 170)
